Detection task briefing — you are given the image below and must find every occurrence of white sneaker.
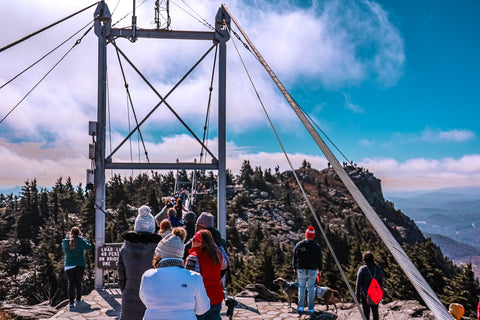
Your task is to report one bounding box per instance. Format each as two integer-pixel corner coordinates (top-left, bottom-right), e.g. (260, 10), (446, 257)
(298, 307), (304, 312)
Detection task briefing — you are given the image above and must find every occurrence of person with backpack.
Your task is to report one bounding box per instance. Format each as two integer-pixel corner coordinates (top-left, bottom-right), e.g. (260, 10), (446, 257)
(355, 251), (384, 320)
(292, 226), (323, 313)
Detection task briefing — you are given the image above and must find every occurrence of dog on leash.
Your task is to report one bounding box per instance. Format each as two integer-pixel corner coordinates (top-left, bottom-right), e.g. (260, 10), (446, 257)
(273, 277), (299, 308)
(315, 286), (340, 312)
(273, 277), (340, 312)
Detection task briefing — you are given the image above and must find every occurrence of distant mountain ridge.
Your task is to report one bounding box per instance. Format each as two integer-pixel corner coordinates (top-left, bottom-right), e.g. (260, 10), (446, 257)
(386, 190), (480, 248)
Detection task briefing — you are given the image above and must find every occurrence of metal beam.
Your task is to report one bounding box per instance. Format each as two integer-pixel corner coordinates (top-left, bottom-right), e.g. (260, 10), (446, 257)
(105, 162), (219, 170)
(93, 1), (111, 290)
(215, 7), (230, 240)
(110, 29), (216, 41)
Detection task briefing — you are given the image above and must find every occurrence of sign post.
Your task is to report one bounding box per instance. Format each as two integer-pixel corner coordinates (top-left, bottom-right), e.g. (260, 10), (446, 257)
(96, 243), (122, 270)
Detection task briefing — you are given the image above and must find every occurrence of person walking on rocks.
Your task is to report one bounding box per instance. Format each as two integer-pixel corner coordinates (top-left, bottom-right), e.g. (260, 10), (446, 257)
(118, 205), (162, 320)
(292, 226), (323, 313)
(62, 226), (93, 309)
(355, 251), (384, 320)
(140, 227), (210, 320)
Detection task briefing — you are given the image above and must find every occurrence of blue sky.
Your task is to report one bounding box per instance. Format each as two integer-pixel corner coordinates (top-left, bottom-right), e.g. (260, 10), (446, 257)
(0, 0), (479, 193)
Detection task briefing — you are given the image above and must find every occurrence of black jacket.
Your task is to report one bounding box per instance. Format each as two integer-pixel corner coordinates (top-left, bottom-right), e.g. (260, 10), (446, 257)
(292, 239), (323, 271)
(355, 264), (383, 300)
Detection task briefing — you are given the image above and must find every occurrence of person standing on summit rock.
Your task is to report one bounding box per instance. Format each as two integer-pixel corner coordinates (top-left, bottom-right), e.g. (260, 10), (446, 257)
(292, 226), (323, 313)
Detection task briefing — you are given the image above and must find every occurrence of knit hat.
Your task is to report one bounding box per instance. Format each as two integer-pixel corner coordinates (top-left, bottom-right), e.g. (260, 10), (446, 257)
(183, 211), (197, 224)
(305, 226), (315, 239)
(197, 212), (214, 228)
(134, 205), (155, 234)
(155, 233), (185, 259)
(448, 303), (464, 320)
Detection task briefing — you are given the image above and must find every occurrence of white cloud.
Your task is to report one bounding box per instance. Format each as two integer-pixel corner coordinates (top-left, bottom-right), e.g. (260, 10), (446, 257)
(361, 155), (480, 191)
(5, 0), (471, 195)
(421, 128), (476, 142)
(343, 92), (364, 113)
(359, 139), (375, 147)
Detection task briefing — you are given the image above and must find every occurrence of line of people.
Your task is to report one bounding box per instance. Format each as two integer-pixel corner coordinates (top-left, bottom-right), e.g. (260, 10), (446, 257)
(117, 205), (228, 320)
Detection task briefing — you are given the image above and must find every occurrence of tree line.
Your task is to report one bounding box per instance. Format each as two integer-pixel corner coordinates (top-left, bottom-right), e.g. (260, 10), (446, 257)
(0, 161), (478, 318)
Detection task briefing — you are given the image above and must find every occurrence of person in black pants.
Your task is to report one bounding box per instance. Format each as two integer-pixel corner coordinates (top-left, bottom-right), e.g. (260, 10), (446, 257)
(62, 227), (93, 309)
(355, 251), (384, 320)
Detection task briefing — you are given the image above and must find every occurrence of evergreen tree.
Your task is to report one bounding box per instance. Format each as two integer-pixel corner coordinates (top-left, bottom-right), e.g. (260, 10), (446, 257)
(246, 222), (264, 253)
(238, 160), (253, 187)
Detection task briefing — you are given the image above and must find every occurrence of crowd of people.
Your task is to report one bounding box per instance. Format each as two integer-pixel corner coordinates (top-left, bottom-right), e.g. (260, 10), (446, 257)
(62, 206), (477, 320)
(116, 202), (228, 320)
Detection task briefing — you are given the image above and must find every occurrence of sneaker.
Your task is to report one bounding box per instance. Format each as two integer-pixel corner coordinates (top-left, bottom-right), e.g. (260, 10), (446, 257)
(308, 309), (315, 313)
(69, 303), (74, 308)
(298, 307), (304, 312)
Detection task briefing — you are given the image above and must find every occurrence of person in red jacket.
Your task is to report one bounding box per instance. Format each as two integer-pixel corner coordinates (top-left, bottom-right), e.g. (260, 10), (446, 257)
(477, 299), (480, 320)
(185, 229), (224, 320)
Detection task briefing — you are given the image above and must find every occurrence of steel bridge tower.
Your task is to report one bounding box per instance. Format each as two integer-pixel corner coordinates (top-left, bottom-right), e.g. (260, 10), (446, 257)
(92, 1), (230, 289)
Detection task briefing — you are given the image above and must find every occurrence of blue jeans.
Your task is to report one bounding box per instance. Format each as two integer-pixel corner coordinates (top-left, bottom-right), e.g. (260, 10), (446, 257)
(196, 302), (222, 320)
(297, 269), (316, 310)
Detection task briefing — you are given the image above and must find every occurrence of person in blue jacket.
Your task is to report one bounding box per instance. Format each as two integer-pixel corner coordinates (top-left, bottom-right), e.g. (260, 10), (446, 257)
(62, 226), (93, 308)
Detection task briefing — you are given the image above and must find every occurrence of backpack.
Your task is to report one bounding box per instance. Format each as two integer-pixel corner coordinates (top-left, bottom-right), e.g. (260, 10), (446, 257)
(366, 267), (383, 305)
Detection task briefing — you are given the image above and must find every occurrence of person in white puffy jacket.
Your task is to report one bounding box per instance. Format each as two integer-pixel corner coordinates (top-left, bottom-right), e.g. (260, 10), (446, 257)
(139, 228), (210, 320)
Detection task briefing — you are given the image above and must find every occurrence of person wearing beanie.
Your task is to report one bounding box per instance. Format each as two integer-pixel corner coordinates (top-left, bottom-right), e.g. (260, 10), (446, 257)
(183, 211), (197, 243)
(184, 212), (229, 277)
(62, 226), (93, 309)
(185, 230), (225, 320)
(140, 228), (210, 320)
(355, 251), (384, 320)
(292, 226), (323, 313)
(118, 205), (162, 320)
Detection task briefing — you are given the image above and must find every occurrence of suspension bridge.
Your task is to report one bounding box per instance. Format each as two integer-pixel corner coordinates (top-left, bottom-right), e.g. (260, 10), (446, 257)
(0, 1), (452, 319)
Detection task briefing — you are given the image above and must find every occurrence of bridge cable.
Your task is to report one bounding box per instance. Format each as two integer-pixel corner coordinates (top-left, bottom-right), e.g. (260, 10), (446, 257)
(111, 0), (148, 28)
(170, 0), (215, 31)
(0, 25), (94, 125)
(114, 43), (163, 194)
(229, 27), (367, 320)
(0, 1), (99, 53)
(0, 19), (94, 91)
(107, 42), (218, 162)
(223, 4), (452, 319)
(199, 46), (218, 164)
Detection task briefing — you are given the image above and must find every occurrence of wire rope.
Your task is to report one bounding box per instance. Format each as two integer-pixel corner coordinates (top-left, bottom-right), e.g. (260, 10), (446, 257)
(111, 0), (148, 28)
(114, 45), (150, 164)
(170, 0), (215, 31)
(297, 103), (351, 164)
(0, 2), (99, 53)
(0, 25), (94, 125)
(0, 20), (94, 91)
(223, 4), (452, 319)
(114, 44), (162, 193)
(229, 25), (367, 320)
(199, 46), (218, 164)
(108, 42), (218, 161)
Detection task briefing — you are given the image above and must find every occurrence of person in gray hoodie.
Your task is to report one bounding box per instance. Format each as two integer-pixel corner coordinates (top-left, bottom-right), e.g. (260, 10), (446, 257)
(117, 205), (162, 320)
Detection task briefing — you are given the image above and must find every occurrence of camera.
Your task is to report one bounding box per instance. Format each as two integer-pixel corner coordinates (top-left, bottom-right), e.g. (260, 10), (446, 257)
(225, 298), (238, 318)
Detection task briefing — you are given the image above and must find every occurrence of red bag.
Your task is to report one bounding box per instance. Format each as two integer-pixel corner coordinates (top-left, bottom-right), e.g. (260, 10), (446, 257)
(366, 278), (383, 305)
(366, 267), (383, 305)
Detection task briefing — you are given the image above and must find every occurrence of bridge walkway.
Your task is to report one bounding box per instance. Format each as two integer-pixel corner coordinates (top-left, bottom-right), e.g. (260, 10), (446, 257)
(48, 288), (324, 319)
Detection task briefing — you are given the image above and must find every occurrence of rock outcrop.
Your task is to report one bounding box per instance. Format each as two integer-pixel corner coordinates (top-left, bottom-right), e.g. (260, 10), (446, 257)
(0, 301), (59, 319)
